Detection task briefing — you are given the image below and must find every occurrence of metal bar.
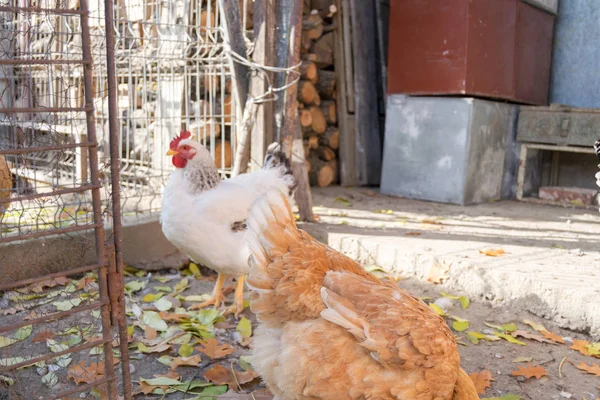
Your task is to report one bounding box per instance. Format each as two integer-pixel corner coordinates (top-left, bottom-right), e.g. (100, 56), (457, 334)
(0, 263), (103, 292)
(0, 223), (103, 244)
(0, 142), (97, 155)
(49, 377), (116, 400)
(8, 184), (101, 203)
(103, 0), (133, 394)
(81, 0), (118, 396)
(0, 59), (91, 65)
(522, 143), (596, 153)
(0, 338), (109, 373)
(0, 6), (86, 14)
(0, 300), (107, 334)
(0, 106), (92, 113)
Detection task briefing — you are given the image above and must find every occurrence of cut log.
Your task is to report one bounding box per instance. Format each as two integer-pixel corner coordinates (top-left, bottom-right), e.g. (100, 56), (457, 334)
(300, 61), (318, 82)
(310, 32), (334, 68)
(301, 31), (313, 54)
(299, 108), (313, 129)
(301, 53), (332, 69)
(223, 93), (233, 123)
(308, 151), (337, 187)
(303, 14), (323, 40)
(315, 69), (336, 100)
(309, 105), (327, 134)
(214, 140), (232, 168)
(321, 100), (336, 124)
(319, 126), (339, 150)
(298, 80), (321, 106)
(317, 145), (336, 161)
(307, 135), (320, 150)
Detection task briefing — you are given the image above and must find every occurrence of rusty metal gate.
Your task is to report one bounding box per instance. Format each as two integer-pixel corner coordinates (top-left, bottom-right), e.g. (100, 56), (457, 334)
(0, 0), (132, 398)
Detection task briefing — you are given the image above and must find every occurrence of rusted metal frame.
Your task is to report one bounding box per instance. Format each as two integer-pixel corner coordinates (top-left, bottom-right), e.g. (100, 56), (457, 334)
(0, 59), (91, 65)
(0, 6), (86, 14)
(49, 376), (117, 400)
(8, 184), (101, 203)
(0, 300), (108, 334)
(0, 142), (97, 155)
(103, 0), (133, 395)
(0, 106), (93, 113)
(0, 338), (109, 373)
(81, 0), (119, 397)
(0, 222), (103, 244)
(0, 263), (103, 292)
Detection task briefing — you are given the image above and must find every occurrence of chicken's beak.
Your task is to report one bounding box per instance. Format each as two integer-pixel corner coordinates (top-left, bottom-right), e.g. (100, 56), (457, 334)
(166, 149), (178, 156)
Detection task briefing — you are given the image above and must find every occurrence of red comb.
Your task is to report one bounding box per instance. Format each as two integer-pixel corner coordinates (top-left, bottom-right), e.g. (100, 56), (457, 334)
(170, 130), (192, 150)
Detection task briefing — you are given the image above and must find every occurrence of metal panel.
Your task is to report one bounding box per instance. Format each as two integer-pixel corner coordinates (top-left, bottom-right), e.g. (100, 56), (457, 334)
(381, 95), (518, 205)
(517, 106), (600, 147)
(387, 0), (554, 105)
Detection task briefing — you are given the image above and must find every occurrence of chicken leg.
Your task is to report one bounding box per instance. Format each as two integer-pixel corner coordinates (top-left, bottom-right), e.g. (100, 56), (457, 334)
(190, 273), (226, 310)
(224, 276), (245, 318)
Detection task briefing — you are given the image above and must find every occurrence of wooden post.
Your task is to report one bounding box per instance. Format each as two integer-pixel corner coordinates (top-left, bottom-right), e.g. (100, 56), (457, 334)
(250, 0), (276, 171)
(218, 0), (253, 176)
(277, 0), (314, 221)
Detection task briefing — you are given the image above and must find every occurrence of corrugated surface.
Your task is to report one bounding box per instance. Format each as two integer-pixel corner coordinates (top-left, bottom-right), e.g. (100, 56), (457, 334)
(381, 95), (518, 205)
(387, 0), (554, 105)
(550, 0), (600, 108)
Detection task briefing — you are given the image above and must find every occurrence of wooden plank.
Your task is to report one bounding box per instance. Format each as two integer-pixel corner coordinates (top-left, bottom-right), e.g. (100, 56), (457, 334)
(349, 0), (382, 185)
(278, 0), (314, 221)
(341, 0), (355, 113)
(250, 0), (276, 171)
(332, 0), (356, 186)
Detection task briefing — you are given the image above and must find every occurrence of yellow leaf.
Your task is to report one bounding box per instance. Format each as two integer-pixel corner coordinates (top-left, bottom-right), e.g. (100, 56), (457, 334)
(236, 317), (252, 339)
(143, 293), (164, 302)
(188, 263), (202, 277)
(522, 319), (548, 333)
(494, 333), (526, 346)
(459, 296), (470, 309)
(452, 320), (470, 332)
(587, 342), (600, 356)
(429, 303), (446, 317)
(466, 331), (500, 345)
(178, 343), (194, 357)
(479, 249), (506, 257)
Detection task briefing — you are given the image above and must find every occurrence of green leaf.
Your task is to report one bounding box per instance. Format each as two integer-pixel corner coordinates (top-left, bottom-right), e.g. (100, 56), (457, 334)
(236, 317), (252, 339)
(154, 276), (173, 283)
(494, 333), (526, 346)
(458, 296), (470, 309)
(452, 320), (470, 332)
(89, 346), (103, 355)
(125, 280), (145, 293)
(587, 342), (600, 356)
(154, 286), (173, 293)
(178, 343), (194, 357)
(482, 395), (521, 400)
(363, 265), (385, 273)
(140, 376), (182, 386)
(54, 354), (72, 368)
(0, 337), (18, 348)
(465, 332), (500, 345)
(440, 292), (460, 300)
(239, 355), (253, 371)
(53, 298), (82, 311)
(172, 380), (213, 392)
(47, 339), (69, 353)
(334, 197), (352, 207)
(0, 356), (31, 367)
(189, 263), (202, 277)
(142, 311), (168, 332)
(196, 309), (222, 327)
(14, 325), (32, 340)
(143, 293), (164, 302)
(428, 303), (446, 317)
(0, 375), (14, 386)
(185, 295), (211, 302)
(157, 355), (173, 366)
(198, 385), (228, 397)
(42, 372), (58, 388)
(170, 332), (192, 345)
(154, 297), (173, 312)
(484, 322), (517, 333)
(174, 278), (189, 292)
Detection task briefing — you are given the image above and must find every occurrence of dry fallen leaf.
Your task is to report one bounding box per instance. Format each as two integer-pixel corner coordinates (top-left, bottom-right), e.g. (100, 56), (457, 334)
(510, 364), (548, 380)
(196, 338), (235, 360)
(168, 354), (202, 370)
(469, 370), (494, 394)
(67, 360), (117, 385)
(479, 249), (506, 257)
(570, 340), (591, 356)
(541, 331), (564, 344)
(512, 330), (555, 345)
(32, 330), (55, 343)
(513, 356), (533, 363)
(574, 361), (600, 377)
(522, 319), (548, 333)
(145, 326), (158, 341)
(427, 260), (451, 284)
(203, 364), (259, 390)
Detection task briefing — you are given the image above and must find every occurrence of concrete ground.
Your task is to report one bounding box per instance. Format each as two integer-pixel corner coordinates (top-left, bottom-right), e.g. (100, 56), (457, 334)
(301, 186), (600, 339)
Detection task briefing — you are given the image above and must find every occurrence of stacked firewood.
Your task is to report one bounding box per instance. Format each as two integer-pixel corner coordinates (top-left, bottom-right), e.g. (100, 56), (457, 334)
(300, 0), (339, 187)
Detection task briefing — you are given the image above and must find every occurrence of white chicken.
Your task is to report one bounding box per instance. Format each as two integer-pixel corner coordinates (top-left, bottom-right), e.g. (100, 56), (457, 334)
(161, 131), (297, 316)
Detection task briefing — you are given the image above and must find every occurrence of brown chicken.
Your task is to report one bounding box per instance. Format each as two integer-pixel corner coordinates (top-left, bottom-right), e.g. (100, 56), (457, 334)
(245, 189), (479, 400)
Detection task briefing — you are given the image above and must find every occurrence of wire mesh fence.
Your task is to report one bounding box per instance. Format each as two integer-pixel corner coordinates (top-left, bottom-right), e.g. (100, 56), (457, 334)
(0, 0), (247, 398)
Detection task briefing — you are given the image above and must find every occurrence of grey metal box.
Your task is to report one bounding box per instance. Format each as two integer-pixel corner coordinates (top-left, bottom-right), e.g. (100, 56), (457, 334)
(381, 95), (519, 205)
(517, 105), (600, 147)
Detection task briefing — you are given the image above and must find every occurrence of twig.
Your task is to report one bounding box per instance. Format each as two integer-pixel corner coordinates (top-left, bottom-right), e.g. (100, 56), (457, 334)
(229, 360), (256, 400)
(558, 356), (567, 378)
